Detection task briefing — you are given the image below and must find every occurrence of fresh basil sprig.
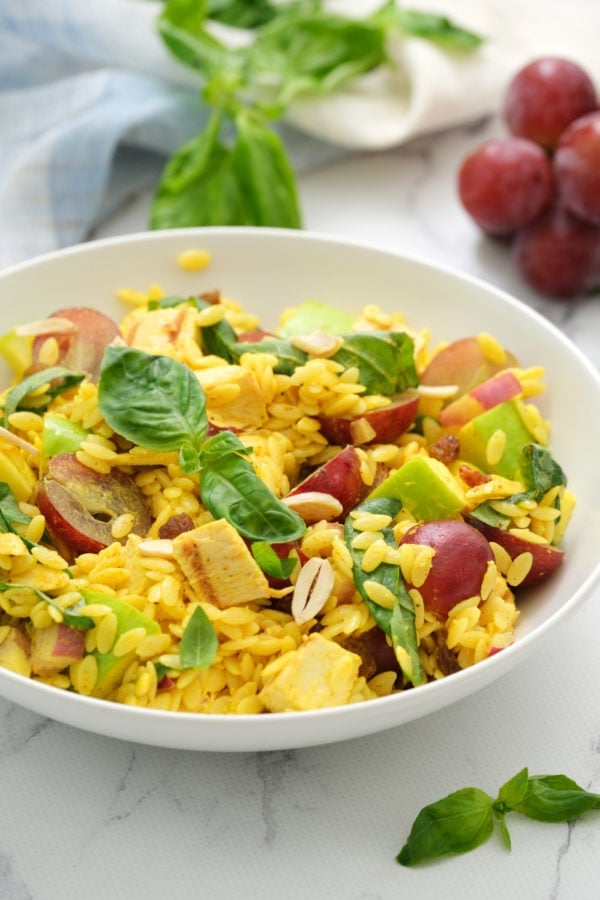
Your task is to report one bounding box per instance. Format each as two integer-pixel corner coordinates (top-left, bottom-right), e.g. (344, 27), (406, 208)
(344, 497), (423, 685)
(397, 767), (600, 866)
(97, 347), (305, 543)
(152, 0), (483, 230)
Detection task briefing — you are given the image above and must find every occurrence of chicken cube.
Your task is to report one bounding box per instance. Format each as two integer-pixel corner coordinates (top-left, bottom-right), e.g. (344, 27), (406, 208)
(196, 365), (267, 429)
(172, 519), (269, 608)
(259, 633), (362, 712)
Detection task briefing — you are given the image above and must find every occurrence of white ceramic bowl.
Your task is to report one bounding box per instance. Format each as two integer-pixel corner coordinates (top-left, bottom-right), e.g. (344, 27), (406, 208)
(0, 227), (599, 752)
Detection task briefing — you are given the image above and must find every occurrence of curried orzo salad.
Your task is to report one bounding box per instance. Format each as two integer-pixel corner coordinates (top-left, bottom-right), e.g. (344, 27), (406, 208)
(0, 250), (575, 714)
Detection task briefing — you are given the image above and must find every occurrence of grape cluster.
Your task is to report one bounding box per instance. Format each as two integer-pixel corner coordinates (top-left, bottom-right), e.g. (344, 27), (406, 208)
(458, 57), (600, 300)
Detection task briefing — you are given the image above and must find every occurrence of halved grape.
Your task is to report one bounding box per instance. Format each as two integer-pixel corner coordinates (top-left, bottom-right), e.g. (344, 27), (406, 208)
(554, 111), (600, 226)
(504, 57), (597, 151)
(512, 203), (600, 299)
(458, 138), (554, 236)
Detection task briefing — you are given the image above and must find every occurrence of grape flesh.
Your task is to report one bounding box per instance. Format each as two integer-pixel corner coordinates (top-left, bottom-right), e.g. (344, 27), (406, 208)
(554, 111), (600, 226)
(504, 57), (597, 151)
(512, 203), (600, 299)
(458, 138), (554, 236)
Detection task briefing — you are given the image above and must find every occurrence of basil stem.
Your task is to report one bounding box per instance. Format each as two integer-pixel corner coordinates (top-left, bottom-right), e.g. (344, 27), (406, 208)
(344, 497), (423, 685)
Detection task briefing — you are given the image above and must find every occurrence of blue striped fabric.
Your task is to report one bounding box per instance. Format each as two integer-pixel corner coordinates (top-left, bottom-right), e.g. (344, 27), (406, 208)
(0, 0), (348, 268)
(0, 0), (210, 267)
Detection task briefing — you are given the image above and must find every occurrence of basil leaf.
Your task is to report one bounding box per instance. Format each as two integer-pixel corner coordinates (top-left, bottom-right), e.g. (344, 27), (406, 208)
(2, 367), (84, 423)
(179, 605), (219, 669)
(0, 583), (93, 631)
(208, 0), (279, 29)
(468, 502), (510, 530)
(0, 482), (40, 550)
(200, 314), (238, 363)
(511, 774), (600, 823)
(247, 8), (387, 104)
(494, 766), (529, 814)
(0, 482), (34, 528)
(393, 8), (483, 51)
(500, 444), (568, 512)
(150, 116), (246, 230)
(231, 336), (308, 375)
(344, 497), (400, 634)
(232, 112), (302, 228)
(159, 1), (242, 79)
(251, 541), (298, 579)
(519, 444), (567, 498)
(397, 787), (495, 866)
(390, 580), (423, 685)
(331, 332), (418, 396)
(344, 497), (423, 684)
(97, 346), (208, 455)
(198, 432), (306, 542)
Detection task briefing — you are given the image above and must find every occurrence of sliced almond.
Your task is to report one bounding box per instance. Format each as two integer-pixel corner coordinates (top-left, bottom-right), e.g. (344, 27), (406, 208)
(14, 317), (78, 337)
(415, 384), (459, 399)
(291, 557), (334, 624)
(0, 426), (40, 458)
(283, 491), (343, 523)
(137, 539), (175, 558)
(290, 332), (344, 358)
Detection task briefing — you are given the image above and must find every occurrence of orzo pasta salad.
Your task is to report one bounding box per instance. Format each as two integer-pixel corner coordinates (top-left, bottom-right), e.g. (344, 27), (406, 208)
(0, 253), (575, 714)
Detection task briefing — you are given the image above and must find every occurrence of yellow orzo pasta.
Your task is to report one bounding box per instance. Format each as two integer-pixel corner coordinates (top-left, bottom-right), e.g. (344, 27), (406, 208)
(0, 255), (574, 714)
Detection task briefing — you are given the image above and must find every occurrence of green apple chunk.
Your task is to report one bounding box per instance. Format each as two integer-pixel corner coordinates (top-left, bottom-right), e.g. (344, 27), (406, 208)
(459, 400), (534, 479)
(81, 590), (160, 699)
(368, 456), (466, 520)
(277, 300), (355, 337)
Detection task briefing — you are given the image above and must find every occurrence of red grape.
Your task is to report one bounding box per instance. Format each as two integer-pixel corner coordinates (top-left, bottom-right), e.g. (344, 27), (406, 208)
(458, 138), (554, 236)
(504, 57), (597, 151)
(554, 111), (600, 226)
(512, 203), (600, 299)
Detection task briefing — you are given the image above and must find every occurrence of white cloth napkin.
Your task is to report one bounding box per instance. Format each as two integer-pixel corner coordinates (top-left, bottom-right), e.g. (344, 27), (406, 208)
(1, 0), (599, 268)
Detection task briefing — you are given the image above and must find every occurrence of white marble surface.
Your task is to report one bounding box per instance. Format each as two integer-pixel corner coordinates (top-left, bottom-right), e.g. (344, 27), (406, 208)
(2, 116), (600, 900)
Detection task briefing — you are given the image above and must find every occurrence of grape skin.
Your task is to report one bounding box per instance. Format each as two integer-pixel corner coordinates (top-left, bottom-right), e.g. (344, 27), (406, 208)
(512, 203), (600, 299)
(504, 57), (597, 151)
(554, 112), (600, 226)
(458, 138), (554, 236)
